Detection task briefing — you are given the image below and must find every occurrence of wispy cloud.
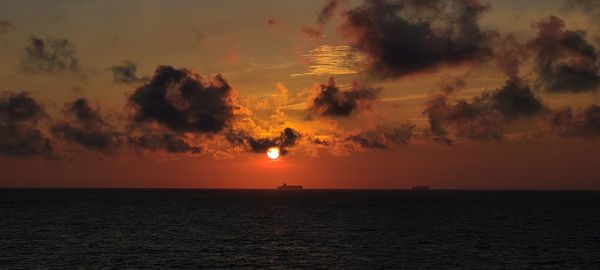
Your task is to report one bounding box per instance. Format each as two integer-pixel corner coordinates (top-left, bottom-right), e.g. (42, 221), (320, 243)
(292, 45), (365, 77)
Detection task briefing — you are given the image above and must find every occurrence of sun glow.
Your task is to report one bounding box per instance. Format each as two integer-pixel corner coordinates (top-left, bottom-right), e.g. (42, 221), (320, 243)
(267, 147), (280, 160)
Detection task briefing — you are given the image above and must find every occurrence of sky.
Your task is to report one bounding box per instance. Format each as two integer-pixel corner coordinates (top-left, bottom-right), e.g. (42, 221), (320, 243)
(1, 0), (599, 189)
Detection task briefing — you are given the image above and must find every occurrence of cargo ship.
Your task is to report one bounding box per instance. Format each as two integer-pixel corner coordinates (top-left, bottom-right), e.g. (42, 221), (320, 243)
(277, 183), (303, 190)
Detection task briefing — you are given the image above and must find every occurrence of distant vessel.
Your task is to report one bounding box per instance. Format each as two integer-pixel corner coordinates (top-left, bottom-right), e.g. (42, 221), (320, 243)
(411, 185), (430, 191)
(277, 183), (303, 190)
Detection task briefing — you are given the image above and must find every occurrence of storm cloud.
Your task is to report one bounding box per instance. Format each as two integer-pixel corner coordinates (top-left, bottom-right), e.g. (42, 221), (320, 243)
(127, 65), (239, 134)
(51, 98), (122, 154)
(528, 16), (600, 93)
(0, 92), (53, 157)
(341, 0), (493, 79)
(21, 37), (80, 74)
(308, 77), (379, 118)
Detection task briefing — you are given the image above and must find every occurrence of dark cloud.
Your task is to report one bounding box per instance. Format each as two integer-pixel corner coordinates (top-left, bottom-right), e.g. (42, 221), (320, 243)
(424, 78), (545, 141)
(227, 127), (301, 155)
(21, 37), (80, 74)
(346, 123), (415, 149)
(63, 98), (104, 123)
(528, 16), (600, 92)
(279, 127), (301, 154)
(308, 77), (379, 118)
(341, 0), (493, 79)
(0, 92), (53, 157)
(0, 126), (53, 158)
(0, 19), (13, 34)
(53, 97), (201, 155)
(52, 123), (121, 154)
(489, 79), (546, 120)
(51, 98), (122, 154)
(107, 61), (148, 85)
(127, 65), (239, 134)
(0, 92), (46, 122)
(346, 134), (387, 149)
(311, 137), (330, 146)
(550, 105), (600, 138)
(425, 95), (504, 141)
(317, 0), (340, 25)
(128, 132), (201, 154)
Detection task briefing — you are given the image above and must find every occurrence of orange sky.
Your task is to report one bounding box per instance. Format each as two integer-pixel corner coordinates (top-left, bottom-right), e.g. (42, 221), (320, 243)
(1, 138), (599, 189)
(0, 0), (599, 189)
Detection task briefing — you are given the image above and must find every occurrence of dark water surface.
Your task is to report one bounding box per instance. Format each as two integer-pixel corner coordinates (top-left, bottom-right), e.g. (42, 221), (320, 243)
(1, 189), (599, 269)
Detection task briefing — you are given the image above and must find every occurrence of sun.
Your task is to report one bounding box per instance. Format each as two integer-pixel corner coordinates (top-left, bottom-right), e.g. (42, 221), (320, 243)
(267, 147), (280, 160)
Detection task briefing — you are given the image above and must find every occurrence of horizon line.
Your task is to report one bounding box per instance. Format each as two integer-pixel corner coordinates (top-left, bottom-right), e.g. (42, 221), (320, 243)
(0, 187), (599, 191)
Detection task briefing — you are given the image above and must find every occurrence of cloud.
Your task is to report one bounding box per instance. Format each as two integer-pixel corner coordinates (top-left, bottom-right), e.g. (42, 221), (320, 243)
(300, 0), (343, 39)
(308, 77), (379, 118)
(493, 35), (527, 80)
(21, 36), (80, 74)
(227, 127), (301, 155)
(127, 65), (240, 134)
(490, 79), (546, 120)
(52, 97), (202, 155)
(424, 78), (545, 141)
(317, 0), (340, 25)
(51, 98), (122, 154)
(291, 45), (366, 77)
(0, 92), (53, 157)
(0, 19), (13, 35)
(107, 61), (148, 85)
(341, 0), (493, 79)
(550, 105), (600, 138)
(345, 123), (415, 149)
(528, 16), (600, 93)
(302, 123), (415, 156)
(128, 131), (201, 154)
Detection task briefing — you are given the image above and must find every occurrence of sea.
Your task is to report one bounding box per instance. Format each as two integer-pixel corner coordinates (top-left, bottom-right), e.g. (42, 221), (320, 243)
(1, 189), (599, 269)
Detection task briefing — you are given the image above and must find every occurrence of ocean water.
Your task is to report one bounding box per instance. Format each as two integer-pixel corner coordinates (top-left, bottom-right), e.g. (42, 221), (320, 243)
(1, 189), (599, 269)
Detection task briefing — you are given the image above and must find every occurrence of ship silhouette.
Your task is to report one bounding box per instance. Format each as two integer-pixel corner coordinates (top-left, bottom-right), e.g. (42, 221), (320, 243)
(277, 183), (303, 190)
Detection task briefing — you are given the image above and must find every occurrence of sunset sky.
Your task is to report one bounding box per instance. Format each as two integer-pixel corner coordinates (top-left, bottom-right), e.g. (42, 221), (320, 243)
(1, 0), (599, 189)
